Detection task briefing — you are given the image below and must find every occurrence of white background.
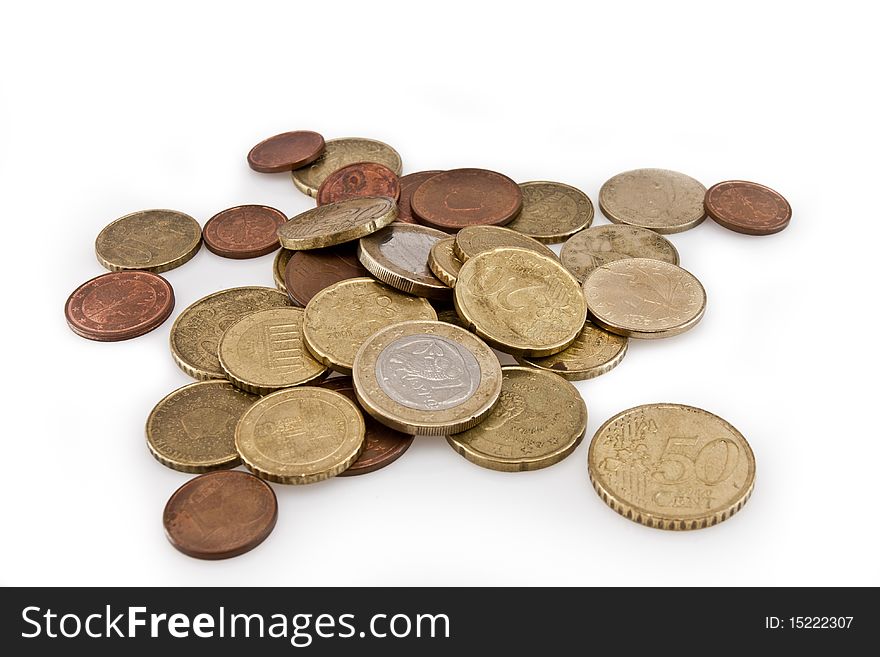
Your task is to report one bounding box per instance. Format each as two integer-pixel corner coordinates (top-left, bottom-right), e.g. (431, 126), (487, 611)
(2, 1), (878, 586)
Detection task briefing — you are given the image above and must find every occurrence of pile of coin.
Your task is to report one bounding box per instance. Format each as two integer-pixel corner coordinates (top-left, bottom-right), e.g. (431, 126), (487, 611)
(65, 129), (791, 558)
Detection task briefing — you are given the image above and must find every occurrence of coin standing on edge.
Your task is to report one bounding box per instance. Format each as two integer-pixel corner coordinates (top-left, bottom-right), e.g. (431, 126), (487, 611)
(704, 180), (792, 235)
(95, 209), (202, 273)
(453, 225), (558, 262)
(358, 223), (451, 298)
(317, 162), (400, 206)
(588, 403), (756, 530)
(505, 181), (594, 243)
(273, 249), (293, 295)
(283, 244), (369, 307)
(277, 196), (398, 251)
(396, 170), (443, 224)
(517, 320), (628, 381)
(428, 237), (463, 287)
(560, 224), (680, 283)
(411, 168), (523, 231)
(247, 130), (325, 173)
(202, 205), (287, 259)
(291, 137), (402, 197)
(599, 169), (707, 234)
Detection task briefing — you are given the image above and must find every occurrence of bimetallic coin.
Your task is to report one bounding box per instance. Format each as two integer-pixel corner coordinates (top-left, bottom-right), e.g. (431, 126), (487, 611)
(560, 224), (680, 283)
(291, 137), (402, 197)
(146, 381), (257, 473)
(397, 170), (443, 224)
(705, 180), (792, 235)
(447, 366), (587, 471)
(517, 320), (628, 381)
(588, 404), (755, 530)
(599, 169), (706, 234)
(454, 247), (586, 357)
(317, 162), (400, 206)
(353, 320), (502, 435)
(95, 209), (202, 273)
(235, 386), (366, 484)
(202, 205), (286, 259)
(583, 258), (706, 339)
(273, 249), (293, 296)
(277, 196), (398, 251)
(505, 181), (594, 243)
(247, 130), (325, 173)
(358, 223), (451, 298)
(453, 225), (558, 262)
(218, 308), (327, 394)
(283, 244), (369, 307)
(428, 238), (463, 287)
(303, 278), (436, 375)
(411, 168), (523, 231)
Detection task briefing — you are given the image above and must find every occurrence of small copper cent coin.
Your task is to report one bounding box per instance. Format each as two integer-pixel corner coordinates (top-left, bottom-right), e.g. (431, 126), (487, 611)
(95, 209), (202, 273)
(411, 168), (523, 231)
(277, 196), (398, 251)
(397, 170), (443, 224)
(599, 169), (706, 234)
(203, 205), (287, 259)
(704, 180), (792, 235)
(291, 137), (402, 198)
(358, 223), (451, 298)
(247, 130), (325, 173)
(317, 162), (400, 206)
(283, 244), (369, 307)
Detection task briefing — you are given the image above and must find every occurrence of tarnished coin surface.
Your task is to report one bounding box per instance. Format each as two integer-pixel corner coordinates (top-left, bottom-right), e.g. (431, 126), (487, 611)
(273, 249), (293, 295)
(583, 258), (706, 339)
(505, 181), (594, 243)
(411, 168), (523, 231)
(397, 170), (443, 224)
(453, 225), (557, 262)
(247, 130), (325, 173)
(518, 320), (628, 381)
(353, 320), (502, 435)
(588, 403), (755, 530)
(447, 366), (587, 471)
(358, 223), (450, 298)
(599, 169), (706, 234)
(454, 247), (586, 357)
(235, 386), (366, 484)
(291, 137), (402, 197)
(146, 380), (257, 473)
(95, 209), (202, 273)
(317, 162), (400, 206)
(428, 237), (463, 287)
(278, 196), (398, 250)
(303, 278), (436, 375)
(283, 244), (369, 307)
(202, 205), (286, 259)
(560, 224), (680, 283)
(704, 180), (791, 235)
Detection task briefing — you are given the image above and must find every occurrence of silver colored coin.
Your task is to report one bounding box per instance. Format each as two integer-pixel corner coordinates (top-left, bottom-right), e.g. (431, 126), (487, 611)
(358, 223), (450, 298)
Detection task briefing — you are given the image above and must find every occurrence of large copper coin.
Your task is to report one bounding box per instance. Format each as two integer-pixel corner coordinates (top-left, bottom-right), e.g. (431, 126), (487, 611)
(65, 271), (174, 341)
(411, 168), (523, 231)
(316, 162), (400, 206)
(247, 130), (325, 173)
(163, 470), (277, 559)
(283, 244), (369, 306)
(203, 205), (287, 259)
(321, 377), (414, 476)
(396, 170), (443, 224)
(704, 180), (792, 235)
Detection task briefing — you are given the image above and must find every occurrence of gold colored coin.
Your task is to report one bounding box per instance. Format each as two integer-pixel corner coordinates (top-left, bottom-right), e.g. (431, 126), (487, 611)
(504, 181), (594, 243)
(583, 258), (706, 339)
(353, 320), (502, 435)
(560, 224), (680, 283)
(235, 386), (366, 484)
(290, 137), (402, 197)
(435, 306), (467, 329)
(588, 403), (755, 530)
(273, 248), (293, 295)
(454, 247), (586, 357)
(277, 196), (398, 251)
(170, 287), (292, 380)
(447, 366), (586, 472)
(453, 225), (557, 262)
(303, 277), (436, 375)
(358, 223), (451, 298)
(599, 168), (706, 234)
(146, 381), (257, 473)
(95, 209), (202, 273)
(428, 238), (462, 287)
(517, 320), (627, 381)
(218, 308), (327, 394)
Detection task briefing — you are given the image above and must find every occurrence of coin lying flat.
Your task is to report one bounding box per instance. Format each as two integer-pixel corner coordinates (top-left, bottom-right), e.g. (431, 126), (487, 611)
(428, 237), (463, 287)
(583, 258), (706, 339)
(202, 205), (286, 259)
(358, 223), (451, 298)
(454, 247), (587, 357)
(588, 404), (755, 530)
(353, 320), (502, 435)
(163, 470), (277, 559)
(146, 381), (257, 473)
(277, 196), (398, 250)
(453, 225), (558, 262)
(65, 271), (174, 341)
(411, 168), (523, 231)
(219, 307), (327, 394)
(599, 169), (706, 234)
(291, 137), (402, 197)
(170, 287), (292, 380)
(235, 386), (366, 484)
(704, 180), (792, 235)
(247, 130), (325, 173)
(397, 170), (443, 224)
(283, 244), (369, 307)
(504, 181), (594, 243)
(95, 209), (202, 273)
(517, 320), (628, 381)
(317, 162), (400, 206)
(560, 224), (680, 283)
(273, 249), (293, 295)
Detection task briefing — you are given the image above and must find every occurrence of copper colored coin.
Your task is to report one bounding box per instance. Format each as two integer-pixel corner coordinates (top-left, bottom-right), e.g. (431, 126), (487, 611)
(163, 470), (277, 560)
(396, 170), (443, 224)
(65, 271), (174, 341)
(316, 162), (401, 207)
(705, 180), (792, 235)
(411, 168), (523, 231)
(321, 377), (414, 476)
(283, 244), (370, 306)
(247, 130), (325, 173)
(203, 205), (287, 259)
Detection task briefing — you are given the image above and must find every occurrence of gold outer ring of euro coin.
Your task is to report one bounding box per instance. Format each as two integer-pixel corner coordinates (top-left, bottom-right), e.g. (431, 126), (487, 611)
(273, 248), (293, 296)
(146, 380), (258, 473)
(588, 403), (756, 530)
(599, 168), (706, 234)
(453, 225), (558, 263)
(446, 366), (586, 472)
(504, 181), (594, 244)
(218, 307), (328, 395)
(235, 386), (366, 484)
(427, 237), (462, 287)
(517, 320), (628, 381)
(454, 247), (587, 357)
(277, 196), (398, 251)
(291, 137), (402, 198)
(303, 277), (436, 375)
(352, 320), (502, 436)
(95, 209), (202, 273)
(583, 258), (706, 339)
(170, 287), (292, 380)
